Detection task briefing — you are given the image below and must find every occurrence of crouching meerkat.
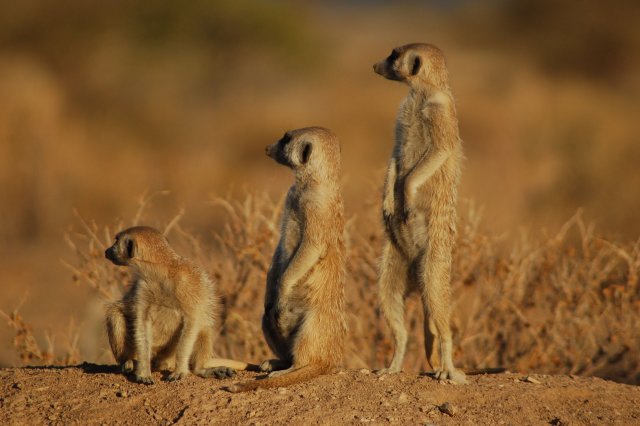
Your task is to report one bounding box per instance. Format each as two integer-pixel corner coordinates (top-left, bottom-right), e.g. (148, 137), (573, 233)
(373, 43), (466, 384)
(105, 226), (254, 384)
(227, 127), (347, 392)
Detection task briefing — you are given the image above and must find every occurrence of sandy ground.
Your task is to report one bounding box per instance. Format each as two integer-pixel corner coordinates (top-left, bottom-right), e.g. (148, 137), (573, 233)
(0, 365), (638, 425)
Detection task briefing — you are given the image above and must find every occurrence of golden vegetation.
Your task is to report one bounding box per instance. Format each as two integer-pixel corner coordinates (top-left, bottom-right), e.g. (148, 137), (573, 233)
(5, 192), (637, 384)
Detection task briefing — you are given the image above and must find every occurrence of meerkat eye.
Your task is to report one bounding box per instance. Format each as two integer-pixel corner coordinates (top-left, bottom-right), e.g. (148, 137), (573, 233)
(411, 56), (422, 76)
(126, 239), (136, 258)
(301, 142), (312, 164)
(388, 49), (399, 63)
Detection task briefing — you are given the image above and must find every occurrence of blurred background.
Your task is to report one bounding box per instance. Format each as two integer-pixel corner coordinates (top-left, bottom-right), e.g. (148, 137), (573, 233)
(1, 0), (639, 367)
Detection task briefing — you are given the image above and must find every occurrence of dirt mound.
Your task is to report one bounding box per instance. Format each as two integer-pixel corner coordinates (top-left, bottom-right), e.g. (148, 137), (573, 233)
(1, 365), (638, 425)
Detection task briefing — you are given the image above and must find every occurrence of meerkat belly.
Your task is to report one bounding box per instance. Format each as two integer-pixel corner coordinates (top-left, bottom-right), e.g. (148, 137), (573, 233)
(274, 262), (319, 344)
(147, 305), (182, 353)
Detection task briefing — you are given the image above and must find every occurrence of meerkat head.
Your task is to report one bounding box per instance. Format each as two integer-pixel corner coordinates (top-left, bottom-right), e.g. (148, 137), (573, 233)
(105, 226), (174, 267)
(265, 126), (341, 180)
(373, 43), (449, 89)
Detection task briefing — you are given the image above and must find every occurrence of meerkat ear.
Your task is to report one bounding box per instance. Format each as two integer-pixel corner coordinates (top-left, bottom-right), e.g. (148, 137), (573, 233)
(301, 142), (312, 164)
(126, 239), (136, 259)
(411, 56), (422, 76)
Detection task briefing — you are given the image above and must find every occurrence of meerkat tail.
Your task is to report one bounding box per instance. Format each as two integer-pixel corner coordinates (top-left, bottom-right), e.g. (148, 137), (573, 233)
(205, 358), (260, 372)
(226, 364), (327, 393)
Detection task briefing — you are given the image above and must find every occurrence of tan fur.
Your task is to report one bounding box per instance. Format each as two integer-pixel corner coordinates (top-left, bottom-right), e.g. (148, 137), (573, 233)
(373, 43), (466, 383)
(227, 127), (347, 392)
(104, 226), (254, 384)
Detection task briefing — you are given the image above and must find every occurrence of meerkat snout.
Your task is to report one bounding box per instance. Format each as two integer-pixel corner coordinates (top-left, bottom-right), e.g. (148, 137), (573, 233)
(372, 61), (385, 75)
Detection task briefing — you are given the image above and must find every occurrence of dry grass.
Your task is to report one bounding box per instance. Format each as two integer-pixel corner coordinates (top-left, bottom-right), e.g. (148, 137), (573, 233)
(0, 297), (81, 366)
(4, 192), (638, 385)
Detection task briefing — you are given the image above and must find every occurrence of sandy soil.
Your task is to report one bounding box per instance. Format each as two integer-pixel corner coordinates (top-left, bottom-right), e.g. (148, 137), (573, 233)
(1, 365), (638, 425)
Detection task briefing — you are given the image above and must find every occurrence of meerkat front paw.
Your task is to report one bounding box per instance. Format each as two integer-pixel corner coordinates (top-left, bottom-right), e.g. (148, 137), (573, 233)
(376, 367), (402, 376)
(383, 208), (395, 230)
(435, 368), (467, 384)
(121, 360), (134, 374)
(165, 371), (189, 382)
(134, 374), (154, 385)
(259, 360), (276, 373)
(259, 359), (290, 373)
(400, 206), (413, 224)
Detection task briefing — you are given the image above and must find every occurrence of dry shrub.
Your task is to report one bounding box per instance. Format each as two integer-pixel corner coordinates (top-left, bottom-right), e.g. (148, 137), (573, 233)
(451, 209), (640, 384)
(0, 297), (81, 366)
(6, 192), (638, 385)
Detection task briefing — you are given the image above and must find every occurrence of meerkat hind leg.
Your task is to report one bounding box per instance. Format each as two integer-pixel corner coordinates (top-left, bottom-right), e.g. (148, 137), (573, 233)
(377, 243), (410, 375)
(198, 366), (236, 379)
(105, 301), (135, 374)
(424, 313), (441, 371)
(421, 257), (467, 384)
(183, 330), (237, 379)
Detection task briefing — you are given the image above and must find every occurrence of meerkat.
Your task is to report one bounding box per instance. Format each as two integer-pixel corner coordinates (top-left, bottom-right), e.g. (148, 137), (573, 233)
(227, 127), (347, 392)
(104, 226), (254, 384)
(372, 43), (466, 384)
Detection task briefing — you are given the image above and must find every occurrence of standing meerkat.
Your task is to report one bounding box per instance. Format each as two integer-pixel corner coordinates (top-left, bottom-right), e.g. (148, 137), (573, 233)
(105, 226), (254, 384)
(227, 126), (347, 392)
(373, 43), (466, 384)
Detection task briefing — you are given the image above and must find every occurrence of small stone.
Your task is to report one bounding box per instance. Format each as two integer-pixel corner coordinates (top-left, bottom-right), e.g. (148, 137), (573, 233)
(523, 376), (541, 384)
(277, 388), (287, 395)
(359, 369), (370, 375)
(12, 383), (23, 390)
(438, 402), (455, 416)
(47, 414), (56, 421)
(116, 390), (128, 398)
(397, 393), (409, 404)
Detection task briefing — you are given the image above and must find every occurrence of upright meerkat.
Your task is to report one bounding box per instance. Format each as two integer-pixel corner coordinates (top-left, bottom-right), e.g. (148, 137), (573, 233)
(373, 43), (466, 384)
(227, 127), (347, 392)
(105, 226), (253, 384)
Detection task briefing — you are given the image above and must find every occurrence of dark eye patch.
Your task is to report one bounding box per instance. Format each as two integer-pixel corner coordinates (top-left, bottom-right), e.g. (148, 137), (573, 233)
(278, 133), (292, 146)
(387, 49), (399, 63)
